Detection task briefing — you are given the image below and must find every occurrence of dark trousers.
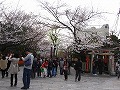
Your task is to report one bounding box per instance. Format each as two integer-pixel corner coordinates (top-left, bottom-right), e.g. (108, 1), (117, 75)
(37, 67), (41, 77)
(5, 71), (8, 77)
(31, 68), (36, 78)
(75, 70), (81, 81)
(23, 68), (31, 88)
(6, 61), (11, 77)
(98, 67), (103, 74)
(118, 71), (120, 79)
(56, 66), (58, 73)
(1, 69), (6, 78)
(92, 66), (97, 74)
(10, 74), (17, 86)
(64, 70), (68, 80)
(47, 68), (52, 77)
(68, 67), (71, 75)
(60, 68), (63, 75)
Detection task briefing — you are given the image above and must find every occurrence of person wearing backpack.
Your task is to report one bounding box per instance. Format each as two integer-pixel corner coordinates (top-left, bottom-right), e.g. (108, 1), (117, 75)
(21, 49), (34, 89)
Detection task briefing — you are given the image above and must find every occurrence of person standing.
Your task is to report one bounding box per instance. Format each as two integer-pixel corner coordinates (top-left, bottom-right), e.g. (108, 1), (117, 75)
(52, 58), (58, 77)
(55, 58), (58, 74)
(6, 53), (12, 77)
(63, 58), (69, 81)
(92, 58), (98, 75)
(117, 61), (120, 79)
(21, 49), (34, 89)
(36, 58), (42, 77)
(8, 53), (20, 87)
(74, 58), (82, 82)
(98, 58), (104, 75)
(47, 59), (53, 78)
(59, 58), (64, 75)
(41, 59), (48, 78)
(31, 56), (37, 79)
(0, 55), (8, 78)
(67, 58), (72, 75)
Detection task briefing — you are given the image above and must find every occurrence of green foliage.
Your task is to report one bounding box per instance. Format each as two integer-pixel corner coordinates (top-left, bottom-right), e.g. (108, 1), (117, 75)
(48, 27), (60, 57)
(114, 48), (120, 62)
(49, 27), (60, 45)
(110, 35), (118, 43)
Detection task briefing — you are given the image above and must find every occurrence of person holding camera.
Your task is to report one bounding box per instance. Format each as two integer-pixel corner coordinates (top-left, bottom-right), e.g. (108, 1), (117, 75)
(21, 49), (34, 89)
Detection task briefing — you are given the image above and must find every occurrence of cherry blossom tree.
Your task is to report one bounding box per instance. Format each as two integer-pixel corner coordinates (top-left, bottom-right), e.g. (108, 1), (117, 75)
(0, 9), (47, 53)
(37, 0), (104, 52)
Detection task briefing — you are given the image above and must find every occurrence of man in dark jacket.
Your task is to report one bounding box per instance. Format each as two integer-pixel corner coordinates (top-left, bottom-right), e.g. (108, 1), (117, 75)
(31, 57), (37, 78)
(74, 58), (82, 82)
(47, 59), (53, 78)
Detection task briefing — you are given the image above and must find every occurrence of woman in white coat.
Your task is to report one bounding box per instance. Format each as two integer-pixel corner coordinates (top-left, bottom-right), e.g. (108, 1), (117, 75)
(8, 53), (20, 87)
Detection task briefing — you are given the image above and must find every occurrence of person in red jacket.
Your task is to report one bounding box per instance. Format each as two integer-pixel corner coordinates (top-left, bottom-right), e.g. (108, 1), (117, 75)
(41, 59), (48, 77)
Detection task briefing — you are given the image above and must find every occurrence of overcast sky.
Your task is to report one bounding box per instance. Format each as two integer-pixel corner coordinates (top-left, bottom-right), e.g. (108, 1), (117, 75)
(2, 0), (120, 37)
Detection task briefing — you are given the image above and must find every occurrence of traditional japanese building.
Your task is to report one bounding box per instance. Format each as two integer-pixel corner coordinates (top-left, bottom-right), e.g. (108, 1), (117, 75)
(74, 24), (117, 75)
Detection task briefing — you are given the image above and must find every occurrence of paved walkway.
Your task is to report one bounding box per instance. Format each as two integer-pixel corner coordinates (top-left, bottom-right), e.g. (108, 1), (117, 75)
(0, 67), (120, 90)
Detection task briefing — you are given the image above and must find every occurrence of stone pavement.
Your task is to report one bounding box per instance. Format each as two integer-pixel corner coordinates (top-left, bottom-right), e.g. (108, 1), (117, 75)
(0, 66), (120, 90)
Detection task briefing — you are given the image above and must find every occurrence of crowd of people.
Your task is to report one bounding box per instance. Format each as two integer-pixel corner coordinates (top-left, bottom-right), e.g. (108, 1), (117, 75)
(2, 49), (120, 89)
(0, 52), (20, 87)
(92, 57), (110, 76)
(30, 55), (71, 80)
(0, 49), (83, 89)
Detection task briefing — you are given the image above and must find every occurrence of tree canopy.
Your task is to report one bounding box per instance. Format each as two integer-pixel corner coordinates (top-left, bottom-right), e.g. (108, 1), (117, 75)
(0, 9), (47, 53)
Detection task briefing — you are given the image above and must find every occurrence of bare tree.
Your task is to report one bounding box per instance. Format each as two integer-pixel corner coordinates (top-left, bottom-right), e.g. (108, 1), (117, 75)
(37, 0), (104, 51)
